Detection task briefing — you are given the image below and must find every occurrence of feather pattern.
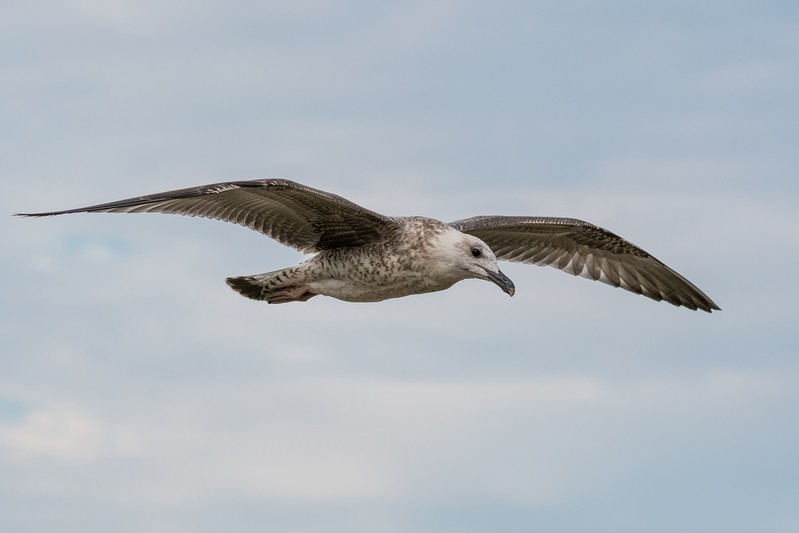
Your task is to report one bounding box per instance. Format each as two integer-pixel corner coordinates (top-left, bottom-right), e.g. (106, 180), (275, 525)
(18, 179), (400, 253)
(18, 180), (719, 311)
(449, 215), (720, 312)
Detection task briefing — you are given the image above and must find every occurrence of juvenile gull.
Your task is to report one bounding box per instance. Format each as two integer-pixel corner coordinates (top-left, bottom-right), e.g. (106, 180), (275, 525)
(17, 179), (720, 312)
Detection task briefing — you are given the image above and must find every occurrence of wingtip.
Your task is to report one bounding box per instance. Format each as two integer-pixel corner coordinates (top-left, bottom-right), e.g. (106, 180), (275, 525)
(14, 211), (61, 218)
(701, 294), (722, 313)
(695, 300), (721, 313)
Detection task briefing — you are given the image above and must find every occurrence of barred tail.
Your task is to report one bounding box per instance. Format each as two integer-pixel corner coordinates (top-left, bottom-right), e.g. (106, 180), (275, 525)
(226, 269), (317, 304)
(226, 274), (273, 301)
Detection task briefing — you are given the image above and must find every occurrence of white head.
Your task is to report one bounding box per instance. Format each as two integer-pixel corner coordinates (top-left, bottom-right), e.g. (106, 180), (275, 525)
(430, 227), (515, 296)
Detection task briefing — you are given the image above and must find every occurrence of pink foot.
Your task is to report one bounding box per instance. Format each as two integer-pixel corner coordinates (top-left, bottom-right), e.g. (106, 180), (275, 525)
(266, 286), (318, 304)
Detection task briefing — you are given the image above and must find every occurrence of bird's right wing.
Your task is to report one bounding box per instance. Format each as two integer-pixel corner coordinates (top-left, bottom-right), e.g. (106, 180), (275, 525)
(17, 179), (401, 253)
(450, 215), (720, 312)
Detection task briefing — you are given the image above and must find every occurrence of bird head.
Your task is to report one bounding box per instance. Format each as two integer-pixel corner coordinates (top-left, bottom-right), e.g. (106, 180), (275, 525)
(431, 227), (515, 297)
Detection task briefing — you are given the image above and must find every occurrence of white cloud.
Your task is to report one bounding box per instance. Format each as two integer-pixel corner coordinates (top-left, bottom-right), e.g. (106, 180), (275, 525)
(2, 368), (791, 510)
(0, 408), (139, 464)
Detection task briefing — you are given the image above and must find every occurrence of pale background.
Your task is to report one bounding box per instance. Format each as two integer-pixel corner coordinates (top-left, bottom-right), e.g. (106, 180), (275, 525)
(2, 2), (798, 532)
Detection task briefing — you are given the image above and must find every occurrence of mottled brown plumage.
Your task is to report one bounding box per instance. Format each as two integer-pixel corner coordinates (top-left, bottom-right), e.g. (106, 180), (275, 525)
(17, 179), (720, 311)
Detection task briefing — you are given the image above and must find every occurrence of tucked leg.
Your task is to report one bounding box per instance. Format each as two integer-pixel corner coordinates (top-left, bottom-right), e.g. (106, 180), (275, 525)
(226, 268), (319, 304)
(264, 286), (317, 304)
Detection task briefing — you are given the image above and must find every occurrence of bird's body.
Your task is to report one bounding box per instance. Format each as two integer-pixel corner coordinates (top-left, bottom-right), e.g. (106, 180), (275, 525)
(228, 216), (507, 303)
(17, 178), (720, 312)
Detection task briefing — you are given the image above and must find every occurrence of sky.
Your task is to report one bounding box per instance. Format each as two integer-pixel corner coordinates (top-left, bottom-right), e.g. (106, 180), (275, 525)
(2, 1), (798, 532)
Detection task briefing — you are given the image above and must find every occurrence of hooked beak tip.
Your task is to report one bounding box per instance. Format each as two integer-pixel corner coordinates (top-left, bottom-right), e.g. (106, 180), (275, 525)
(485, 268), (515, 297)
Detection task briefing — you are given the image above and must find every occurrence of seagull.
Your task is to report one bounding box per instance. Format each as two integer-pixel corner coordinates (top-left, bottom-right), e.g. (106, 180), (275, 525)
(17, 179), (720, 311)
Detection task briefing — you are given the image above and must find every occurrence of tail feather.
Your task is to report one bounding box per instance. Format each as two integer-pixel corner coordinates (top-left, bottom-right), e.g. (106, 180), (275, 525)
(226, 275), (271, 301)
(226, 269), (317, 303)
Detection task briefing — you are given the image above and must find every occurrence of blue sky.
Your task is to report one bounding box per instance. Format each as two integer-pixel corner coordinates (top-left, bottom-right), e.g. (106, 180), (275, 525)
(2, 1), (798, 532)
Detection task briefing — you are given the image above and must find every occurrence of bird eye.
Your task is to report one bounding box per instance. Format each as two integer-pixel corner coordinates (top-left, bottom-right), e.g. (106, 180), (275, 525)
(471, 247), (482, 258)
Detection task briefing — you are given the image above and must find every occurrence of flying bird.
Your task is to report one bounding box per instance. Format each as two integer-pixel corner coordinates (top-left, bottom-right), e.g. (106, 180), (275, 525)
(17, 179), (720, 311)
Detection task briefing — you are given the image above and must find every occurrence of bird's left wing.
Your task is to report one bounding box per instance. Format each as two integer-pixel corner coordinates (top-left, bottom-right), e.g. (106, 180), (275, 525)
(17, 179), (400, 253)
(450, 215), (720, 312)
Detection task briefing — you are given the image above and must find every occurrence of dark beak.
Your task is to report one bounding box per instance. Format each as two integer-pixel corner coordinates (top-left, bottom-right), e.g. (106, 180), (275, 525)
(485, 268), (515, 297)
